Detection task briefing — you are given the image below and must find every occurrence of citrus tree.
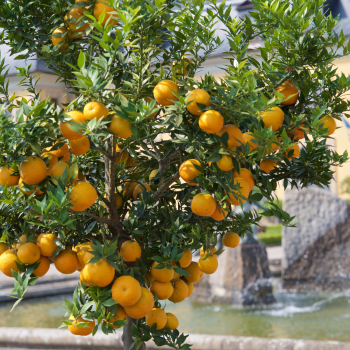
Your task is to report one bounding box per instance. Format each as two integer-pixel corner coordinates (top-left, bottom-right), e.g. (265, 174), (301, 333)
(0, 0), (349, 349)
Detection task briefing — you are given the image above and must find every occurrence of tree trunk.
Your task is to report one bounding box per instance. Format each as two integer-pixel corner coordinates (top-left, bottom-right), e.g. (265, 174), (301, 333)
(122, 316), (146, 350)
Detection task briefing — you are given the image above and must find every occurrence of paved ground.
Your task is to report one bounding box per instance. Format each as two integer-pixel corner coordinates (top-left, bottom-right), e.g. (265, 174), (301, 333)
(266, 246), (283, 261)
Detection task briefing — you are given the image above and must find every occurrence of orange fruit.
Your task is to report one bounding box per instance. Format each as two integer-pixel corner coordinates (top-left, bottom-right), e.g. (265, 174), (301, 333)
(94, 0), (118, 26)
(17, 242), (41, 265)
(0, 165), (19, 187)
(133, 183), (151, 200)
(145, 271), (155, 286)
(151, 262), (174, 283)
(179, 159), (202, 182)
(75, 242), (93, 266)
(82, 258), (115, 287)
(198, 110), (224, 134)
(276, 80), (299, 106)
(260, 159), (277, 174)
(20, 156), (48, 185)
(242, 132), (258, 152)
(285, 143), (300, 160)
(173, 56), (191, 75)
(186, 282), (194, 297)
(54, 248), (79, 274)
(172, 272), (181, 281)
(210, 205), (229, 221)
(290, 123), (308, 140)
(232, 168), (255, 191)
(200, 246), (217, 257)
(0, 243), (9, 256)
(184, 179), (198, 186)
(149, 169), (159, 182)
(109, 305), (126, 328)
(45, 143), (70, 161)
(80, 271), (91, 287)
(165, 313), (179, 330)
(111, 275), (142, 306)
(217, 155), (233, 171)
(144, 97), (158, 119)
(150, 281), (174, 300)
(109, 114), (132, 139)
(319, 115), (336, 136)
(60, 111), (86, 140)
(124, 287), (154, 319)
(33, 256), (50, 277)
(168, 279), (188, 303)
(52, 28), (69, 52)
(120, 241), (141, 262)
(41, 153), (58, 175)
(122, 181), (138, 197)
(191, 193), (216, 217)
(146, 308), (167, 330)
(222, 232), (240, 248)
(37, 233), (58, 257)
(51, 161), (70, 180)
(266, 141), (280, 154)
(70, 136), (90, 156)
(65, 8), (89, 32)
(216, 125), (244, 150)
(18, 179), (44, 195)
(198, 255), (218, 274)
(0, 250), (21, 277)
(69, 181), (97, 211)
(68, 315), (95, 336)
(153, 80), (179, 106)
(226, 178), (250, 206)
(260, 107), (284, 131)
(179, 249), (192, 268)
(115, 144), (129, 163)
(83, 101), (108, 121)
(184, 261), (203, 283)
(186, 89), (211, 116)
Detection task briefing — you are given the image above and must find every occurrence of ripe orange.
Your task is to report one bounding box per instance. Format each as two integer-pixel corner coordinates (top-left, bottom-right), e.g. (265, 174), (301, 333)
(0, 250), (21, 277)
(290, 122), (308, 140)
(75, 242), (93, 266)
(153, 80), (179, 106)
(144, 97), (158, 119)
(83, 101), (108, 120)
(75, 106), (96, 134)
(52, 28), (69, 52)
(80, 271), (91, 287)
(54, 248), (79, 274)
(111, 275), (142, 306)
(69, 181), (97, 211)
(179, 249), (192, 268)
(184, 261), (203, 283)
(276, 80), (299, 106)
(65, 8), (88, 32)
(70, 136), (90, 156)
(217, 155), (233, 171)
(319, 115), (336, 136)
(222, 232), (240, 248)
(51, 161), (70, 180)
(18, 180), (44, 196)
(233, 168), (255, 191)
(198, 255), (218, 274)
(33, 256), (50, 277)
(146, 308), (167, 330)
(285, 143), (300, 160)
(184, 179), (199, 186)
(82, 258), (115, 287)
(173, 56), (191, 75)
(37, 233), (58, 257)
(44, 143), (70, 161)
(151, 262), (174, 283)
(199, 246), (217, 257)
(120, 241), (141, 262)
(216, 125), (244, 150)
(179, 159), (202, 182)
(145, 271), (155, 286)
(41, 153), (58, 175)
(198, 110), (224, 134)
(186, 89), (211, 116)
(94, 0), (118, 26)
(133, 183), (151, 200)
(109, 114), (132, 139)
(210, 205), (229, 221)
(260, 107), (284, 131)
(266, 141), (280, 154)
(0, 166), (19, 187)
(115, 144), (129, 164)
(227, 178), (250, 206)
(242, 132), (258, 152)
(168, 279), (188, 303)
(0, 243), (9, 256)
(124, 287), (154, 319)
(187, 282), (194, 297)
(165, 313), (179, 330)
(109, 305), (126, 328)
(191, 193), (216, 217)
(68, 315), (95, 336)
(17, 242), (41, 265)
(260, 159), (277, 174)
(150, 281), (174, 300)
(122, 181), (138, 197)
(20, 156), (48, 185)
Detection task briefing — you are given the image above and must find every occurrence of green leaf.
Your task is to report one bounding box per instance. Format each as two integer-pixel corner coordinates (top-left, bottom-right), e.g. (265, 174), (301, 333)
(78, 50), (86, 69)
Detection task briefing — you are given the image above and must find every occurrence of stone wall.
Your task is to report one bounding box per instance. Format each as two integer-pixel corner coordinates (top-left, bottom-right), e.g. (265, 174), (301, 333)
(283, 187), (350, 291)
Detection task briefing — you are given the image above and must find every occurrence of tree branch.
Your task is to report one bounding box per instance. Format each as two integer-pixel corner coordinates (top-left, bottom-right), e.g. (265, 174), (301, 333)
(69, 209), (113, 225)
(155, 171), (180, 200)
